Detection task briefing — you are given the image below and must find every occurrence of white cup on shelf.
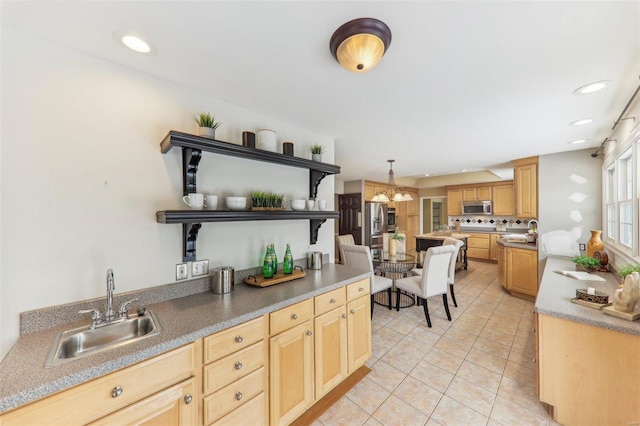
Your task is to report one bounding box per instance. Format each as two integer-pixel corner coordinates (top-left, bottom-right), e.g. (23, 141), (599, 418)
(183, 193), (204, 209)
(204, 195), (218, 210)
(318, 200), (328, 211)
(306, 200), (315, 211)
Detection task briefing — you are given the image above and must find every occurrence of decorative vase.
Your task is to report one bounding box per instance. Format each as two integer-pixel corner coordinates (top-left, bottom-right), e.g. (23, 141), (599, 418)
(312, 153), (322, 162)
(198, 127), (215, 139)
(587, 230), (604, 257)
(256, 129), (277, 152)
(389, 239), (397, 256)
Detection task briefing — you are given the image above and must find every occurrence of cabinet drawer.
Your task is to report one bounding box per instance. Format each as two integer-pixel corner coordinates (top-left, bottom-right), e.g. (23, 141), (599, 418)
(204, 316), (266, 363)
(467, 247), (490, 259)
(204, 341), (265, 394)
(212, 392), (265, 426)
(468, 238), (490, 249)
(0, 344), (195, 426)
(204, 367), (265, 425)
(315, 287), (346, 315)
(347, 279), (370, 301)
(270, 299), (312, 335)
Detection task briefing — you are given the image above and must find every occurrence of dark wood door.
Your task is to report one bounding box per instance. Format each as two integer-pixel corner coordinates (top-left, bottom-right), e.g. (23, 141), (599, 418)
(338, 193), (362, 245)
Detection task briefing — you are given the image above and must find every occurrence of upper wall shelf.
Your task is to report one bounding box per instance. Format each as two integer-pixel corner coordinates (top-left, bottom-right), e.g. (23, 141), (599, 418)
(161, 130), (340, 199)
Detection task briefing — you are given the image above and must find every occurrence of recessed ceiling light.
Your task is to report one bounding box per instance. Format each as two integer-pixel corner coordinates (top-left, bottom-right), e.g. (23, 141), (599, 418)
(568, 139), (587, 145)
(569, 118), (593, 126)
(113, 31), (155, 54)
(573, 80), (610, 95)
(460, 169), (467, 172)
(424, 173), (430, 177)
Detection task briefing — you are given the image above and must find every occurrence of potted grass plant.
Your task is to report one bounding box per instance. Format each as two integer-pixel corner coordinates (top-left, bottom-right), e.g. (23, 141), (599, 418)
(310, 144), (325, 162)
(194, 112), (221, 139)
(250, 192), (284, 211)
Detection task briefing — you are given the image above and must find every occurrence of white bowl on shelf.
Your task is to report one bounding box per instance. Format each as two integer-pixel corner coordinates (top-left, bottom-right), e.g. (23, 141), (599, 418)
(291, 200), (306, 211)
(226, 196), (247, 210)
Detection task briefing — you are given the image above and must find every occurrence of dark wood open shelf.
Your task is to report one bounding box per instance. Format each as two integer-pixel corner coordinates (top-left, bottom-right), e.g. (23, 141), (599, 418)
(157, 210), (339, 224)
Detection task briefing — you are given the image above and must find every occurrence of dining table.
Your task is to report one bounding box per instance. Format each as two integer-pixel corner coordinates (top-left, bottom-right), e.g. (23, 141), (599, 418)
(370, 249), (417, 309)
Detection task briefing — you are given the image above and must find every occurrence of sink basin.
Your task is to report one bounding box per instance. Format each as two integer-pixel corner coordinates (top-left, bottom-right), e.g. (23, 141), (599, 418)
(45, 311), (161, 367)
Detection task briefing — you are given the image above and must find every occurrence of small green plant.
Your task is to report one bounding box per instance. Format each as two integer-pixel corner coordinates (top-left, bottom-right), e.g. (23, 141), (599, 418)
(571, 256), (600, 270)
(194, 112), (221, 130)
(310, 144), (325, 155)
(617, 263), (640, 278)
(387, 230), (405, 241)
(251, 191), (284, 208)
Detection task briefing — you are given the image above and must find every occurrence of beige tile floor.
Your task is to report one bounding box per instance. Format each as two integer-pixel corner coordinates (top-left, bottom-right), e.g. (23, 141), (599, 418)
(314, 260), (559, 426)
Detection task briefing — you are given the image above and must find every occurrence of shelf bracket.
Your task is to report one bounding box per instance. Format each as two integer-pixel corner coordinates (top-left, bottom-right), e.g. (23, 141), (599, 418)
(309, 218), (327, 244)
(183, 223), (202, 262)
(182, 148), (202, 195)
(309, 170), (330, 200)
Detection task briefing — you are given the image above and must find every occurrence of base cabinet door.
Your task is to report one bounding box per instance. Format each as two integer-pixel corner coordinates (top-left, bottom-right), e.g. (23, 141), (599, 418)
(497, 243), (507, 288)
(507, 248), (538, 296)
(270, 321), (314, 426)
(314, 307), (348, 399)
(347, 295), (372, 372)
(89, 378), (196, 426)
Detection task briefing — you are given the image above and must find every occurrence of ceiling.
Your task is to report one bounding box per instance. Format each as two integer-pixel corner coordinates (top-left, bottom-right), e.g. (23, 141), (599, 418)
(3, 1), (639, 183)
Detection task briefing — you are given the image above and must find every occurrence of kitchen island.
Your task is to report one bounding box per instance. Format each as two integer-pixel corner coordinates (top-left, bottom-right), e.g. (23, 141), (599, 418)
(535, 257), (640, 425)
(0, 263), (370, 415)
(414, 232), (469, 269)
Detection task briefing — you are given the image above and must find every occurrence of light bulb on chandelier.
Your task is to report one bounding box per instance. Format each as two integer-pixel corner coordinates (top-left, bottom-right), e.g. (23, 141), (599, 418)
(371, 160), (413, 203)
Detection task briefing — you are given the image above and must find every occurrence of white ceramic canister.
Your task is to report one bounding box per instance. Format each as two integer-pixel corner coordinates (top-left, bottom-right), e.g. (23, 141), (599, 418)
(257, 129), (277, 152)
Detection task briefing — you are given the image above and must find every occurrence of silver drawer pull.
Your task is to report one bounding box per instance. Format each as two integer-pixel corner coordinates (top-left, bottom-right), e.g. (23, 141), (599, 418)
(531, 328), (535, 333)
(306, 330), (313, 336)
(350, 309), (356, 314)
(358, 287), (364, 292)
(341, 314), (346, 319)
(235, 335), (243, 343)
(532, 358), (536, 364)
(111, 386), (123, 398)
(235, 361), (243, 370)
(184, 393), (193, 404)
(330, 298), (336, 303)
(291, 313), (298, 320)
(236, 391), (243, 401)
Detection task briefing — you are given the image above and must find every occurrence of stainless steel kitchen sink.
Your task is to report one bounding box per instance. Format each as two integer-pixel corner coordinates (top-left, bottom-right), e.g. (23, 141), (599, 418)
(45, 311), (161, 367)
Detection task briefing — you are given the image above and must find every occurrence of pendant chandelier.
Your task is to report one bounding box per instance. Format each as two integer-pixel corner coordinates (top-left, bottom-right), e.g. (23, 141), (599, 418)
(371, 160), (413, 203)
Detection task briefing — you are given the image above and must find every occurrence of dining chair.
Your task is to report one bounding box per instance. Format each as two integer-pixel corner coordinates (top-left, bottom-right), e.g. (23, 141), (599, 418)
(395, 245), (456, 327)
(341, 244), (394, 317)
(336, 234), (355, 264)
(383, 233), (406, 253)
(442, 237), (464, 307)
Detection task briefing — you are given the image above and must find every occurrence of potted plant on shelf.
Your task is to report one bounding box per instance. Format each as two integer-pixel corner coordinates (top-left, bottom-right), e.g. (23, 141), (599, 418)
(310, 144), (325, 162)
(387, 230), (405, 256)
(194, 112), (221, 139)
(571, 255), (601, 272)
(250, 191), (285, 211)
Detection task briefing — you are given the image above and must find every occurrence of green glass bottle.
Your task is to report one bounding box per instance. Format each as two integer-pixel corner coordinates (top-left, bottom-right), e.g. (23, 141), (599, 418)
(271, 244), (278, 275)
(262, 245), (274, 279)
(283, 243), (293, 274)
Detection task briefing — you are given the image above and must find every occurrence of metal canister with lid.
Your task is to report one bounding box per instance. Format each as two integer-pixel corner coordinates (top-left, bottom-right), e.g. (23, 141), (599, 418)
(210, 266), (235, 294)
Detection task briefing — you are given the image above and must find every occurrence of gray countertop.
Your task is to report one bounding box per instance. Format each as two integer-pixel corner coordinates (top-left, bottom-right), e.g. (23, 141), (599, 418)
(0, 264), (370, 413)
(496, 238), (538, 251)
(534, 257), (639, 336)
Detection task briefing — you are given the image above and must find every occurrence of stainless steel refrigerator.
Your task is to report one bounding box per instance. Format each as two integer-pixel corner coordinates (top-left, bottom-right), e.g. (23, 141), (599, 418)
(364, 202), (388, 250)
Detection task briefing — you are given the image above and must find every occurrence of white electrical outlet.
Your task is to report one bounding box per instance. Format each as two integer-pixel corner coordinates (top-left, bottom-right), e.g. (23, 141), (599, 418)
(176, 263), (188, 280)
(192, 259), (209, 277)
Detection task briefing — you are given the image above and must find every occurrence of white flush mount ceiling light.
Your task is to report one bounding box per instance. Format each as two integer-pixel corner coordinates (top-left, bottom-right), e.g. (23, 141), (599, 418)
(568, 139), (588, 145)
(569, 118), (593, 126)
(113, 31), (155, 54)
(329, 18), (392, 73)
(371, 160), (413, 202)
(574, 80), (610, 95)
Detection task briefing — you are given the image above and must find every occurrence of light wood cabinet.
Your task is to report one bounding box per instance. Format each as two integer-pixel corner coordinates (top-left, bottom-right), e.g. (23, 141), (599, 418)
(513, 157), (538, 218)
(489, 233), (500, 261)
(88, 378), (196, 426)
(270, 321), (314, 426)
(538, 314), (640, 425)
(346, 290), (371, 372)
(202, 316), (268, 426)
(506, 247), (538, 297)
(0, 344), (196, 426)
(406, 190), (419, 215)
(497, 243), (506, 287)
(462, 186), (491, 201)
(405, 215), (419, 252)
(492, 184), (514, 216)
(447, 189), (463, 215)
(467, 233), (490, 260)
(314, 305), (348, 399)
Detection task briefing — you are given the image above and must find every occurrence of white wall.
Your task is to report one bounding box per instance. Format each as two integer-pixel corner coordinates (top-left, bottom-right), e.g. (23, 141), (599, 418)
(539, 149), (602, 262)
(0, 30), (335, 358)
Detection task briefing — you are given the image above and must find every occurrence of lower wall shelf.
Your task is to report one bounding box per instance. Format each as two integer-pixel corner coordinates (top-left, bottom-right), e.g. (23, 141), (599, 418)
(156, 210), (340, 261)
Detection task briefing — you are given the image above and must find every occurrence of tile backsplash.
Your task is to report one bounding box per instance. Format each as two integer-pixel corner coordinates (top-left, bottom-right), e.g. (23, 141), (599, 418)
(448, 216), (536, 231)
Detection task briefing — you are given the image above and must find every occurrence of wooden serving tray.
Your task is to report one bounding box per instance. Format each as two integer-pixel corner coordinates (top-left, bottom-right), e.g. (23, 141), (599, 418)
(571, 298), (612, 310)
(244, 267), (306, 287)
(602, 305), (640, 321)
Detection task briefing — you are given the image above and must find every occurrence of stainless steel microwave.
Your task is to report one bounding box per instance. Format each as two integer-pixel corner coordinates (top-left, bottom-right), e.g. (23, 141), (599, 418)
(462, 200), (492, 215)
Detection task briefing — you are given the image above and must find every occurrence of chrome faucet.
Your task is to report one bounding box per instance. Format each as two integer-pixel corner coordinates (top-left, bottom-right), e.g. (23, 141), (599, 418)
(105, 268), (116, 322)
